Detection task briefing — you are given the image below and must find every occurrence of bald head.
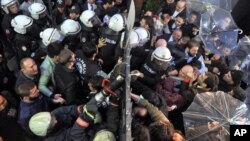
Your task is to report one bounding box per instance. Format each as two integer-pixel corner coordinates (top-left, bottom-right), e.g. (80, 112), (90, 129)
(179, 65), (194, 78)
(20, 58), (38, 77)
(155, 39), (167, 48)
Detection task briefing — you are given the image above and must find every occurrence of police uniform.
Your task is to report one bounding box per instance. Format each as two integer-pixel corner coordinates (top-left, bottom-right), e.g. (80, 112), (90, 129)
(98, 26), (122, 73)
(81, 24), (99, 46)
(1, 11), (23, 41)
(34, 17), (52, 33)
(14, 33), (39, 62)
(138, 54), (169, 89)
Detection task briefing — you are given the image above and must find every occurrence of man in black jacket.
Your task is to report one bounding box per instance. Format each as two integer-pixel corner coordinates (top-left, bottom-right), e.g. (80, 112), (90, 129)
(54, 48), (85, 104)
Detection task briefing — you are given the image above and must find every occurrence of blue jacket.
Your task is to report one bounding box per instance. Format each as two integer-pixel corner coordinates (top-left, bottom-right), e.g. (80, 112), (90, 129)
(18, 95), (50, 132)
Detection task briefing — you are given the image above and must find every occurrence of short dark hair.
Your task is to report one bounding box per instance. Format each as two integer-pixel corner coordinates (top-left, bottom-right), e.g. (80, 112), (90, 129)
(59, 48), (73, 65)
(16, 80), (36, 98)
(82, 42), (97, 58)
(186, 39), (201, 49)
(142, 16), (154, 29)
(47, 42), (63, 58)
(149, 121), (174, 141)
(133, 125), (150, 141)
(189, 59), (202, 69)
(89, 75), (104, 91)
(103, 0), (113, 5)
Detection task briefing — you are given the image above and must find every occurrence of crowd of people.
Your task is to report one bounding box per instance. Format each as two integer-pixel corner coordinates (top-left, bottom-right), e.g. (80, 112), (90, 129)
(0, 0), (249, 141)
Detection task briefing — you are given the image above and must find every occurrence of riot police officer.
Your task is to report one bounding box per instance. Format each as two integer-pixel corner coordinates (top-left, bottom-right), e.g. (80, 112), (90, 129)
(28, 3), (52, 33)
(98, 13), (125, 73)
(1, 0), (23, 41)
(135, 46), (173, 89)
(60, 19), (82, 52)
(79, 10), (102, 45)
(11, 15), (40, 62)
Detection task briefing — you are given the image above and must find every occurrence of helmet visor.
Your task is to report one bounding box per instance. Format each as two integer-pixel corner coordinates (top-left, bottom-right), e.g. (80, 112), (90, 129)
(152, 58), (170, 71)
(89, 15), (102, 27)
(52, 30), (65, 42)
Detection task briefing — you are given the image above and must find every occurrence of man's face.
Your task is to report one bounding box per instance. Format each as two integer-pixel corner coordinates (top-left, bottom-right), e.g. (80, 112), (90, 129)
(188, 14), (198, 24)
(219, 17), (231, 30)
(69, 13), (79, 20)
(39, 12), (47, 19)
(65, 0), (73, 6)
(166, 0), (175, 4)
(179, 66), (194, 79)
(175, 17), (185, 26)
(0, 95), (8, 112)
(8, 3), (19, 14)
(140, 19), (147, 29)
(221, 47), (231, 56)
(172, 30), (182, 42)
(211, 54), (220, 61)
(162, 13), (171, 25)
(22, 59), (38, 76)
(28, 86), (40, 101)
(87, 0), (95, 4)
(188, 46), (199, 57)
(223, 71), (234, 84)
(176, 1), (186, 12)
(115, 0), (123, 4)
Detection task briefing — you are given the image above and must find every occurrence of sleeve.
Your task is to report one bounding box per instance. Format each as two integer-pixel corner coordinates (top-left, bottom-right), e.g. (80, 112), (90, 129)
(63, 82), (78, 104)
(46, 120), (89, 141)
(138, 72), (164, 87)
(137, 99), (169, 123)
(68, 123), (89, 141)
(198, 56), (207, 75)
(52, 105), (78, 118)
(38, 66), (53, 97)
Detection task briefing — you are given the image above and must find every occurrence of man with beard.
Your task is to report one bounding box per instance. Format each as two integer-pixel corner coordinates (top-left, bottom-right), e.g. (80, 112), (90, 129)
(181, 39), (206, 75)
(11, 15), (40, 62)
(28, 3), (52, 33)
(135, 46), (173, 89)
(16, 80), (65, 133)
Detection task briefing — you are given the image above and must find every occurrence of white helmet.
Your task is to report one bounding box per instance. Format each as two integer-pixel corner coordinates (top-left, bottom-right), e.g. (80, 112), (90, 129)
(108, 14), (126, 32)
(151, 46), (172, 62)
(60, 19), (81, 36)
(40, 28), (65, 46)
(135, 27), (150, 47)
(11, 15), (33, 34)
(29, 112), (51, 137)
(1, 0), (18, 14)
(93, 129), (116, 141)
(28, 3), (47, 20)
(80, 10), (102, 28)
(128, 30), (139, 48)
